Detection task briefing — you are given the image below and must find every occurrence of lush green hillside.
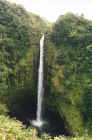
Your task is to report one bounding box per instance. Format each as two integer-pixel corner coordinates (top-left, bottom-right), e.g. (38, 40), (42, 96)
(0, 0), (92, 139)
(50, 13), (92, 136)
(0, 0), (49, 116)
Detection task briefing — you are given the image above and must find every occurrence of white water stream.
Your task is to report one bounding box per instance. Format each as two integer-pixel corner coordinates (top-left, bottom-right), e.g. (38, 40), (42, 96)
(32, 34), (45, 127)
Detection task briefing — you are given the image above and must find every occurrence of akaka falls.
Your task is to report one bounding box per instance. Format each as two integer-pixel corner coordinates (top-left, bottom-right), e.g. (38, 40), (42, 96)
(32, 34), (45, 127)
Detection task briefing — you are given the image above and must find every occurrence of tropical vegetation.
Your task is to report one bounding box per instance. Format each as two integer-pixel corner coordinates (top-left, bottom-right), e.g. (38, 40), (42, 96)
(0, 0), (92, 139)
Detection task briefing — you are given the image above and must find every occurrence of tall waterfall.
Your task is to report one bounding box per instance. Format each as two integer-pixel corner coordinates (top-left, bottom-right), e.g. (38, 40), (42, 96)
(32, 34), (45, 127)
(37, 34), (44, 122)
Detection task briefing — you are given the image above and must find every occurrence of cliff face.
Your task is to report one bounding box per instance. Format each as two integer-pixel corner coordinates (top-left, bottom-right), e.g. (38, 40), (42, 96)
(1, 0), (92, 137)
(49, 13), (92, 136)
(0, 0), (49, 117)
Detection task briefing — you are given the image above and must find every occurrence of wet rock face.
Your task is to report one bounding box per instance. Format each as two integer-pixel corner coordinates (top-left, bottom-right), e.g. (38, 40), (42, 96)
(8, 39), (70, 136)
(42, 108), (69, 136)
(8, 86), (69, 136)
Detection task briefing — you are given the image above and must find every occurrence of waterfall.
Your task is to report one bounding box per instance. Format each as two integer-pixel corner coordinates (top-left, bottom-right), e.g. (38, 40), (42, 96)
(37, 34), (44, 121)
(32, 34), (45, 127)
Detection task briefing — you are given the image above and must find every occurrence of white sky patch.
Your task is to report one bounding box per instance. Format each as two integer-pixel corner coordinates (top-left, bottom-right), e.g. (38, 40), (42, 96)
(8, 0), (92, 22)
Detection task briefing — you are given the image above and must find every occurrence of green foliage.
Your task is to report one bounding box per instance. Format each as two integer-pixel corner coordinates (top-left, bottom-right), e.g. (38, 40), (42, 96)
(0, 0), (92, 138)
(0, 115), (39, 140)
(0, 115), (91, 140)
(0, 0), (48, 108)
(0, 104), (8, 115)
(51, 13), (92, 136)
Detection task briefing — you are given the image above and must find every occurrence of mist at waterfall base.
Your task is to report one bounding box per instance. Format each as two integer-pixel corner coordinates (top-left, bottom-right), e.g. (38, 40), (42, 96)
(32, 34), (46, 128)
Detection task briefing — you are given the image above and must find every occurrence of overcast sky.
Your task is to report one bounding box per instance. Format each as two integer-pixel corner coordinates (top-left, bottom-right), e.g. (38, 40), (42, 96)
(8, 0), (92, 22)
